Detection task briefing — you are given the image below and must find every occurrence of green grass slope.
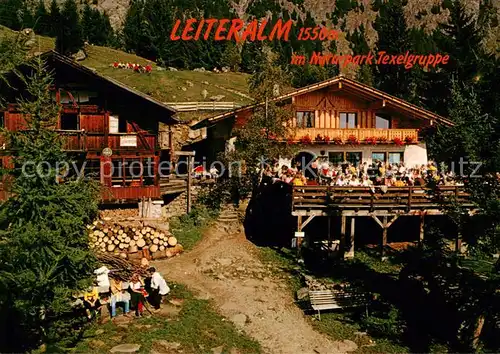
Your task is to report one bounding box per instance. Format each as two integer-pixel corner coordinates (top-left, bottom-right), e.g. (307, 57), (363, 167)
(0, 26), (252, 106)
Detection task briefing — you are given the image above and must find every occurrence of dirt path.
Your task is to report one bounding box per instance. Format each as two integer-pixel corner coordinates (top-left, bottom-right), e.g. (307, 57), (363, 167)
(155, 224), (356, 354)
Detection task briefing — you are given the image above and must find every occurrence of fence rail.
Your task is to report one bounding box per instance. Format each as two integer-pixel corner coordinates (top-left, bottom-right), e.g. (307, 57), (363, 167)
(165, 102), (242, 112)
(292, 185), (475, 212)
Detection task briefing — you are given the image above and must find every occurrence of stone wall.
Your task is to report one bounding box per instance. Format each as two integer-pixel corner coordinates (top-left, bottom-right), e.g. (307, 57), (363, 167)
(162, 186), (202, 218)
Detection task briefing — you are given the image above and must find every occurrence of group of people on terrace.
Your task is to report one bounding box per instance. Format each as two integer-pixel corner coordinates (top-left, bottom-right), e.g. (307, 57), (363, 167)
(263, 157), (463, 188)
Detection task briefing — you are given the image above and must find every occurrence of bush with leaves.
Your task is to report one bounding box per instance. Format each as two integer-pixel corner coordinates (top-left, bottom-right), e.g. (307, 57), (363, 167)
(0, 58), (100, 352)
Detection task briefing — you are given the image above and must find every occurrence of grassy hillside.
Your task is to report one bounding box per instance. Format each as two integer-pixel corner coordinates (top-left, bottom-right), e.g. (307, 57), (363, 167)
(0, 26), (252, 107)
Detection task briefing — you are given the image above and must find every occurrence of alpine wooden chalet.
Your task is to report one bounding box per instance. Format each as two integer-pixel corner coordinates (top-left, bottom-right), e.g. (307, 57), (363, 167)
(0, 51), (179, 203)
(192, 76), (477, 258)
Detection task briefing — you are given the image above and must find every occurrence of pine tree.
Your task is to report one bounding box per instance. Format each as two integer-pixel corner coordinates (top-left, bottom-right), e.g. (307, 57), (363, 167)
(48, 0), (61, 37)
(373, 0), (420, 102)
(0, 0), (27, 30)
(0, 57), (100, 352)
(81, 3), (93, 42)
(34, 0), (51, 35)
(55, 0), (83, 55)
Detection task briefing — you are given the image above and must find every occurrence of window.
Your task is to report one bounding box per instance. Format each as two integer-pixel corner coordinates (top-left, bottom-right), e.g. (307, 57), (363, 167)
(328, 152), (343, 165)
(375, 115), (391, 129)
(372, 152), (386, 164)
(346, 152), (362, 167)
(296, 111), (315, 128)
(389, 152), (404, 164)
(340, 112), (357, 128)
(60, 113), (79, 130)
(0, 111), (4, 128)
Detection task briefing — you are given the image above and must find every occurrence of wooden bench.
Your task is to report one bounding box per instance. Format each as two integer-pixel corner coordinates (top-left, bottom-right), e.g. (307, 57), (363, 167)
(309, 289), (369, 319)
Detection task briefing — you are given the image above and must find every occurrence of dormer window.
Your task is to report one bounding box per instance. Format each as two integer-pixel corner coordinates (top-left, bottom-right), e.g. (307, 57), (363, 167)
(296, 111), (315, 128)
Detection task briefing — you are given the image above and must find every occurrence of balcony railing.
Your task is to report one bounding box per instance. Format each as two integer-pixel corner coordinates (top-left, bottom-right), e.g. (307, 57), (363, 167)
(57, 130), (157, 152)
(293, 128), (419, 142)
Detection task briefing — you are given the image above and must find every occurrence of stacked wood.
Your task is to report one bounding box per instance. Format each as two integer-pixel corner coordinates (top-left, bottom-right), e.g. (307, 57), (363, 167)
(96, 253), (150, 281)
(88, 220), (183, 260)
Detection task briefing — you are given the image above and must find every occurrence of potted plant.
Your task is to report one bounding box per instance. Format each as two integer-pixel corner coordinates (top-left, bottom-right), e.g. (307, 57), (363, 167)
(377, 136), (388, 144)
(332, 137), (343, 145)
(323, 136), (331, 144)
(365, 136), (377, 145)
(347, 135), (359, 145)
(404, 135), (415, 144)
(393, 137), (404, 146)
(315, 134), (323, 143)
(286, 137), (295, 145)
(299, 135), (312, 144)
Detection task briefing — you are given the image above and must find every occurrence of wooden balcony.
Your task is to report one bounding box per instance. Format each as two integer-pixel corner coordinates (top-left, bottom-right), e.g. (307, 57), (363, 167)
(0, 130), (158, 153)
(292, 185), (475, 215)
(101, 185), (161, 202)
(293, 128), (419, 142)
(58, 130), (157, 152)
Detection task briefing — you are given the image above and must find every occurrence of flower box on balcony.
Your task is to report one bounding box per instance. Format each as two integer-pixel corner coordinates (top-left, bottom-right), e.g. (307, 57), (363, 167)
(332, 137), (343, 145)
(364, 136), (378, 145)
(377, 136), (388, 144)
(299, 135), (312, 144)
(393, 137), (404, 146)
(347, 135), (359, 145)
(404, 136), (415, 144)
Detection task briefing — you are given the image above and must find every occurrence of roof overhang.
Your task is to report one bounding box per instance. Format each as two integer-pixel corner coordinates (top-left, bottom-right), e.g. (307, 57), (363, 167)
(191, 76), (453, 129)
(5, 50), (180, 124)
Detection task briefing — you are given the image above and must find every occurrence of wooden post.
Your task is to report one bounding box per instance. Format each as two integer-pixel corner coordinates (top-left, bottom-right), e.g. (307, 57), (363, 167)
(419, 214), (425, 247)
(174, 151), (196, 214)
(187, 155), (192, 213)
(456, 231), (462, 254)
(340, 215), (346, 257)
(327, 215), (332, 248)
(346, 217), (355, 259)
(381, 216), (388, 259)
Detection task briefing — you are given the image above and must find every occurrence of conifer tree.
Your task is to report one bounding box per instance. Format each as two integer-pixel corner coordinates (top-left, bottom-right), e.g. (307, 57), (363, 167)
(55, 0), (83, 55)
(0, 58), (99, 352)
(48, 0), (61, 37)
(34, 0), (51, 35)
(373, 0), (421, 103)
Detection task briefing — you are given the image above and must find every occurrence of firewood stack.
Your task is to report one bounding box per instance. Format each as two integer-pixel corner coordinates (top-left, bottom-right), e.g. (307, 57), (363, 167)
(87, 220), (183, 260)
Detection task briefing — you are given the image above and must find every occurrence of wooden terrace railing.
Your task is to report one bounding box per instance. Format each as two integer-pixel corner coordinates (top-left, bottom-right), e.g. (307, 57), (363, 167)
(293, 128), (419, 142)
(292, 185), (475, 212)
(57, 130), (157, 152)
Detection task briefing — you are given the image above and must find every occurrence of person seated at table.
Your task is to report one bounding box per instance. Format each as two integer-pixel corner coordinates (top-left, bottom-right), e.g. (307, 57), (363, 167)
(334, 175), (346, 186)
(110, 278), (131, 318)
(394, 176), (405, 187)
(292, 171), (307, 186)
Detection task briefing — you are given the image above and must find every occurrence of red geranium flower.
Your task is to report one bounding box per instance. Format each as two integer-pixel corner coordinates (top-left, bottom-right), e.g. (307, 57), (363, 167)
(347, 135), (359, 145)
(332, 137), (343, 145)
(393, 137), (404, 146)
(113, 62), (119, 68)
(365, 136), (377, 145)
(404, 135), (415, 144)
(299, 135), (312, 144)
(323, 136), (331, 143)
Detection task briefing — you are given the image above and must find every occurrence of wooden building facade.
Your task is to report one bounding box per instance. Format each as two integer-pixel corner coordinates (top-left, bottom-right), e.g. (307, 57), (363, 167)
(0, 51), (179, 203)
(192, 76), (454, 168)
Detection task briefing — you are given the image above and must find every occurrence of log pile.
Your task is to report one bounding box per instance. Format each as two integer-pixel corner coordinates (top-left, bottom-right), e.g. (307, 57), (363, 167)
(88, 220), (183, 260)
(96, 252), (150, 281)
